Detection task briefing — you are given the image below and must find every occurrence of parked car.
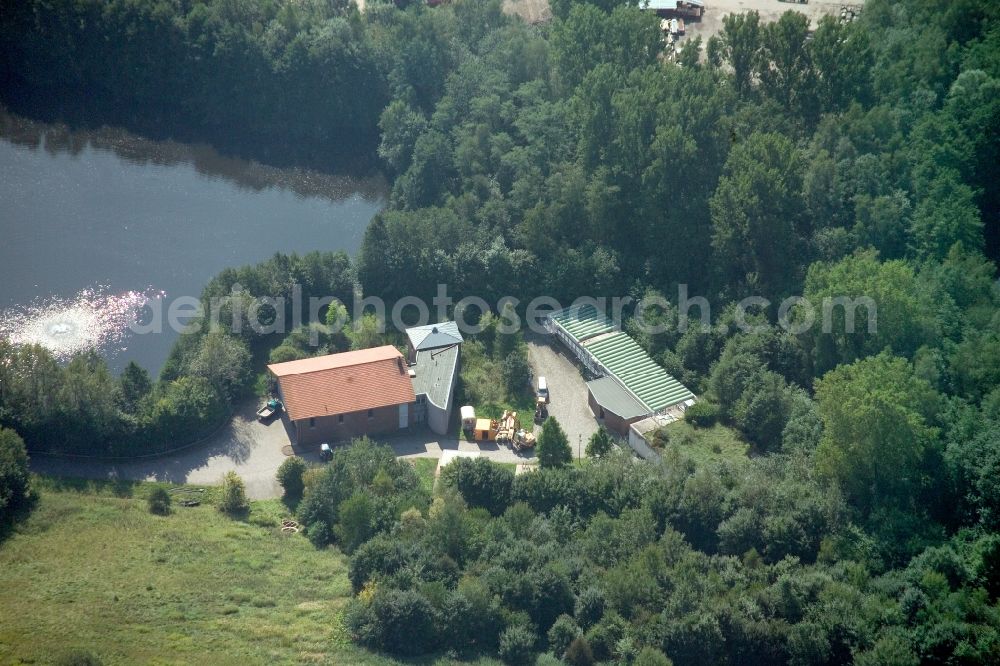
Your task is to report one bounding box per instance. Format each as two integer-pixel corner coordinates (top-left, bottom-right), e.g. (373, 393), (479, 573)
(319, 443), (333, 462)
(537, 376), (549, 403)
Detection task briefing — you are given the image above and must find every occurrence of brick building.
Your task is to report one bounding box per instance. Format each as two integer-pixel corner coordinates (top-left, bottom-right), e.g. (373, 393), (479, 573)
(268, 346), (416, 446)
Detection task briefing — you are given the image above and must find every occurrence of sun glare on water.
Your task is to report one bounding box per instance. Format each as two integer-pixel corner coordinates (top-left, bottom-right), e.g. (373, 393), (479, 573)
(0, 287), (162, 360)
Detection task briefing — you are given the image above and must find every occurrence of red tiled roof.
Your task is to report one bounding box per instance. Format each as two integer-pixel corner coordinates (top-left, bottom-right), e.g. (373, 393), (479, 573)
(267, 346), (415, 422)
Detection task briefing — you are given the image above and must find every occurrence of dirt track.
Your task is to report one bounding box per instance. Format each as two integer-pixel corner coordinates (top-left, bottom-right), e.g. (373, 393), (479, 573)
(503, 0), (552, 24)
(685, 0), (844, 42)
(501, 0), (844, 36)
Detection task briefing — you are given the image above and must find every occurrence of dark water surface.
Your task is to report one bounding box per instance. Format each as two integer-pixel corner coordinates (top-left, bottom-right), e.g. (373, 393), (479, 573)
(0, 112), (386, 372)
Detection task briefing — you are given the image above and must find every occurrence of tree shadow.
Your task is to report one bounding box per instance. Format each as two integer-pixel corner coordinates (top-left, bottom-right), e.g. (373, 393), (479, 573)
(0, 491), (39, 545)
(281, 493), (301, 513)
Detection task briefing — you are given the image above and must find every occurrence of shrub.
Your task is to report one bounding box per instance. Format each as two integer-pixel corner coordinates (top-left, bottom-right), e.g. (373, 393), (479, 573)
(634, 646), (673, 666)
(564, 635), (595, 666)
(585, 427), (614, 458)
(147, 488), (171, 515)
(441, 457), (514, 516)
(54, 651), (103, 666)
(499, 625), (536, 665)
(218, 471), (249, 515)
(547, 614), (581, 657)
(336, 492), (375, 553)
(574, 586), (606, 629)
(501, 348), (533, 396)
(0, 427), (31, 516)
(369, 588), (437, 655)
(349, 534), (411, 592)
(276, 456), (307, 499)
(684, 401), (719, 428)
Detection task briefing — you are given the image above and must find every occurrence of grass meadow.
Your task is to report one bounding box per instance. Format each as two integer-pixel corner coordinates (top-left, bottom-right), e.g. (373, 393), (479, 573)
(0, 477), (397, 665)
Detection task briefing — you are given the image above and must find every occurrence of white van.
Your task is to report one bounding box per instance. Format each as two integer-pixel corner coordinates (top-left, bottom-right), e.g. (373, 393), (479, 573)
(537, 376), (549, 403)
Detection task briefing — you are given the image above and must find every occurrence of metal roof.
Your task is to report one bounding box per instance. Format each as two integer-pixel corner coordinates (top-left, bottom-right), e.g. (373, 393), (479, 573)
(406, 321), (463, 351)
(548, 304), (617, 343)
(585, 332), (694, 412)
(411, 344), (459, 410)
(587, 376), (650, 420)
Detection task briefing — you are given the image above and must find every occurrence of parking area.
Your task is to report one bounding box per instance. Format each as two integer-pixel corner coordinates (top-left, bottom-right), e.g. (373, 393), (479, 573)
(526, 331), (600, 459)
(30, 401), (309, 500)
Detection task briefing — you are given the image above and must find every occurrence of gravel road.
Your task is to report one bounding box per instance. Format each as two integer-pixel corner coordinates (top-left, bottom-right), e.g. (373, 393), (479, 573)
(526, 331), (600, 459)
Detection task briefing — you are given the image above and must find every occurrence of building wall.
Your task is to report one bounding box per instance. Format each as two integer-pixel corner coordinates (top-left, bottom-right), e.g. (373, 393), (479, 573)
(628, 426), (662, 462)
(294, 403), (411, 446)
(587, 389), (646, 438)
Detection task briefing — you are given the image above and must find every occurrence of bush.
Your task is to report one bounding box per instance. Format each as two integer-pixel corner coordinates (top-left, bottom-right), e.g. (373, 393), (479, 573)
(501, 349), (533, 396)
(585, 427), (613, 458)
(499, 625), (537, 665)
(574, 586), (606, 629)
(0, 427), (31, 516)
(564, 635), (595, 666)
(54, 651), (103, 666)
(440, 457), (514, 516)
(147, 488), (171, 515)
(547, 614), (581, 657)
(218, 471), (249, 515)
(634, 646), (673, 666)
(336, 492), (375, 554)
(684, 401), (719, 428)
(368, 588), (437, 655)
(276, 456), (307, 499)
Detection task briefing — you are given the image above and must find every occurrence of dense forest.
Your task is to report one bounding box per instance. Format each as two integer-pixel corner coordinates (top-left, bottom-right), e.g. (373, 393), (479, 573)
(2, 0), (1000, 663)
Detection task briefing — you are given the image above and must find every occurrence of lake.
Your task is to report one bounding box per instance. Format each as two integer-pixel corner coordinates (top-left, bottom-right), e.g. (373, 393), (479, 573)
(0, 111), (387, 373)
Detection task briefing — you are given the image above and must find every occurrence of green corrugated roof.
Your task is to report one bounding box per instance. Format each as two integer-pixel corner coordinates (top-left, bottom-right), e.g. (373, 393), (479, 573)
(586, 332), (694, 412)
(549, 304), (616, 342)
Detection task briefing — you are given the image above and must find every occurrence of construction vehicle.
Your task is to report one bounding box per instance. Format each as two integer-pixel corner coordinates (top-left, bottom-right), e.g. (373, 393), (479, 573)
(534, 397), (548, 424)
(513, 429), (536, 452)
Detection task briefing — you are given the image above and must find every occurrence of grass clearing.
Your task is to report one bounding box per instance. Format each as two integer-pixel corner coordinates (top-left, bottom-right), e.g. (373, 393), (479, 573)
(409, 457), (439, 495)
(654, 421), (749, 466)
(0, 478), (397, 665)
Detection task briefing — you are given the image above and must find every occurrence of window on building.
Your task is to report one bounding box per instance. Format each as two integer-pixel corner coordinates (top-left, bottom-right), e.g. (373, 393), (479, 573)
(367, 409), (374, 419)
(309, 417), (316, 428)
(338, 414), (344, 424)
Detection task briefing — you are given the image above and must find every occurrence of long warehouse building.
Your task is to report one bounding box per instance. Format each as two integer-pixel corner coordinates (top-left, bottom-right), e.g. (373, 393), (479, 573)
(546, 304), (696, 437)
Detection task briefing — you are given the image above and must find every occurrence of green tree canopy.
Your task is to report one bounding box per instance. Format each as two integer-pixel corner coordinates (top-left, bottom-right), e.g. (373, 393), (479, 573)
(537, 417), (572, 469)
(710, 132), (807, 297)
(814, 353), (941, 515)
